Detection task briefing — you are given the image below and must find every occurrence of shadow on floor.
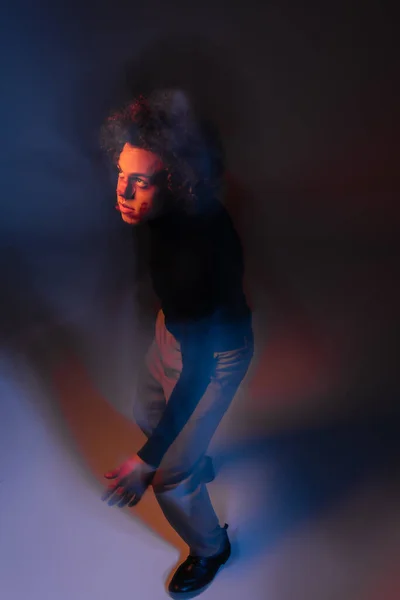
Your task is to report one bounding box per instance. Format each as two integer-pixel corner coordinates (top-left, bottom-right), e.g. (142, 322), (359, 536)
(212, 415), (400, 562)
(9, 318), (400, 567)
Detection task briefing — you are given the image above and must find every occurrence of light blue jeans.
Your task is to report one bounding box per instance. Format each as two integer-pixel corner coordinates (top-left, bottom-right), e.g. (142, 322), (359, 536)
(133, 310), (254, 556)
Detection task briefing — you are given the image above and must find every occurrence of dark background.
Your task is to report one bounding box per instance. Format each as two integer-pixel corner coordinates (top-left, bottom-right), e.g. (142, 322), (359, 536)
(1, 2), (399, 596)
(1, 0), (398, 429)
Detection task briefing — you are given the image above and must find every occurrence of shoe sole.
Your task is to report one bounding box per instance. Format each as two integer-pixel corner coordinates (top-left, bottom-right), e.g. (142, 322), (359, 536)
(167, 552), (231, 599)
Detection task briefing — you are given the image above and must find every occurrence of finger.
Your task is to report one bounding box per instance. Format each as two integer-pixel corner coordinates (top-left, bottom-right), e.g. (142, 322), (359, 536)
(102, 482), (123, 503)
(107, 486), (127, 506)
(101, 486), (115, 502)
(117, 490), (135, 508)
(128, 494), (141, 508)
(104, 469), (119, 479)
(103, 472), (132, 504)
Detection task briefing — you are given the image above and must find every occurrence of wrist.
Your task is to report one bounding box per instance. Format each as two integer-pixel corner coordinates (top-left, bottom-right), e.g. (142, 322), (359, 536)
(133, 453), (156, 472)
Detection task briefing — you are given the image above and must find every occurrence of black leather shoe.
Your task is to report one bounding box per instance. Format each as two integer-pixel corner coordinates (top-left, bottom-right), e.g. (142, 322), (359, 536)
(168, 525), (231, 597)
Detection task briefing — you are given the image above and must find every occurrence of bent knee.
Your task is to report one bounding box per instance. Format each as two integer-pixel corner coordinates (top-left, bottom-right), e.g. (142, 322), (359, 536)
(152, 463), (201, 494)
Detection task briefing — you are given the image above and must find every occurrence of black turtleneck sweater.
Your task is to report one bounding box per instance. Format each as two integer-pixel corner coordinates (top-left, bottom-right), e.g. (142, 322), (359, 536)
(136, 200), (252, 467)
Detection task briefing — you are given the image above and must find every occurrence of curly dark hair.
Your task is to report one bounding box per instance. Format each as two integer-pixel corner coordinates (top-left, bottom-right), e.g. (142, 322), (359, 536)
(100, 89), (225, 212)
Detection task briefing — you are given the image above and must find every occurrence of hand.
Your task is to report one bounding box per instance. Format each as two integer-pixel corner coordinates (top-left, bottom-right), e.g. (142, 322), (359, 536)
(102, 455), (156, 508)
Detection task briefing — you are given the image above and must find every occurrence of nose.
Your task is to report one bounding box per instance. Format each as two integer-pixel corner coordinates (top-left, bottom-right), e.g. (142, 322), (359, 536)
(118, 179), (135, 200)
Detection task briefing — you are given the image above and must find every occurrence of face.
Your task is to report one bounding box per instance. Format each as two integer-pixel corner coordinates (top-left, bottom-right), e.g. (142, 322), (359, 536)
(116, 144), (166, 225)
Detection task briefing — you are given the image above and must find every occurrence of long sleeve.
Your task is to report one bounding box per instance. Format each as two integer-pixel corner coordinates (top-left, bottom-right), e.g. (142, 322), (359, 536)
(137, 204), (251, 468)
(137, 324), (215, 468)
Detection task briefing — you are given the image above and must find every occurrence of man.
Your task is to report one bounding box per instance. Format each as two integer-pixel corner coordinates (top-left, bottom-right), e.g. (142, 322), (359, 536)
(100, 90), (253, 596)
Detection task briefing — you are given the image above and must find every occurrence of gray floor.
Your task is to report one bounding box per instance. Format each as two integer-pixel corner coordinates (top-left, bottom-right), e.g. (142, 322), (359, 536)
(1, 345), (400, 600)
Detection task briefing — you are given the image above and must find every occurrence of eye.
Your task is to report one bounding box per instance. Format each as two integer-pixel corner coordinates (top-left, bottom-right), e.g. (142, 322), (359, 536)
(134, 177), (149, 188)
